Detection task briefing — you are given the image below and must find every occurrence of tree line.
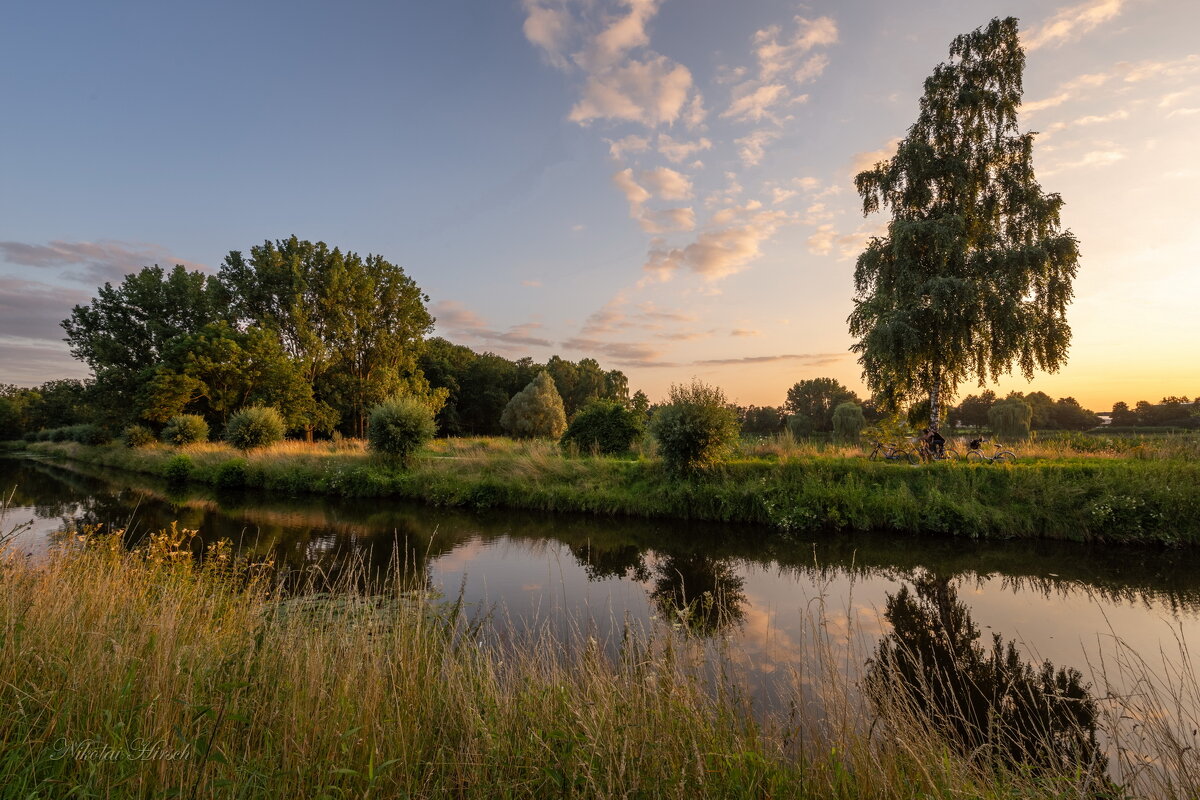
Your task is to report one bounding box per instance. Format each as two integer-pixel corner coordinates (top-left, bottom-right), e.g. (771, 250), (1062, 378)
(0, 236), (634, 442)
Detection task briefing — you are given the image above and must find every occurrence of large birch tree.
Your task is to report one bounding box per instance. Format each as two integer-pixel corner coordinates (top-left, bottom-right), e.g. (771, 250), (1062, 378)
(849, 17), (1079, 431)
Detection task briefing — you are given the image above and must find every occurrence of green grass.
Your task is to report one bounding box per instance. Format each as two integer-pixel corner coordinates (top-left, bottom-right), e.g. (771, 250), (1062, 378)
(22, 433), (1200, 545)
(3, 524), (1191, 798)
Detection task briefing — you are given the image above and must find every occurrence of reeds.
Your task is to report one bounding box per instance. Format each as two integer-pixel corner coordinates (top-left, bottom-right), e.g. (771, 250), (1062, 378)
(2, 529), (1197, 797)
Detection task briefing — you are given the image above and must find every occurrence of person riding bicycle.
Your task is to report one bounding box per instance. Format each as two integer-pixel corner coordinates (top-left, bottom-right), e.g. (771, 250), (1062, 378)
(919, 427), (946, 458)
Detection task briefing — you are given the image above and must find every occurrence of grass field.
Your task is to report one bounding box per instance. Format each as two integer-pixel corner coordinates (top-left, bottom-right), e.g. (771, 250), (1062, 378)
(18, 430), (1200, 545)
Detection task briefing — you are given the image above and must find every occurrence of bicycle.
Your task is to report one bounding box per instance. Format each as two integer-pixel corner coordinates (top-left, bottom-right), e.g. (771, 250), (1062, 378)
(868, 441), (918, 465)
(919, 441), (960, 462)
(965, 440), (1017, 464)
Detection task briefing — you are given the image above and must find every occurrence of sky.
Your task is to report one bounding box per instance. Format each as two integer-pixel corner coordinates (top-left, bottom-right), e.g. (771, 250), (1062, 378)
(2, 0), (1198, 411)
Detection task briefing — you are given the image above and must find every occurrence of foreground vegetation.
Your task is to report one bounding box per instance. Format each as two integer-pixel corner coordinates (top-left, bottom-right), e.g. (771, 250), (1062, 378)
(3, 523), (1197, 798)
(23, 431), (1200, 545)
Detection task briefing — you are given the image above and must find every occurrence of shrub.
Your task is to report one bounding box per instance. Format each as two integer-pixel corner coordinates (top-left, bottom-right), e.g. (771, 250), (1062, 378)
(21, 430), (37, 443)
(786, 414), (813, 438)
(561, 400), (643, 455)
(215, 458), (249, 490)
(832, 402), (866, 443)
(224, 406), (286, 450)
(989, 399), (1032, 441)
(123, 425), (156, 448)
(649, 380), (739, 473)
(162, 414), (209, 446)
(163, 454), (193, 482)
(70, 424), (108, 445)
(50, 427), (70, 443)
(500, 372), (567, 439)
(367, 396), (437, 463)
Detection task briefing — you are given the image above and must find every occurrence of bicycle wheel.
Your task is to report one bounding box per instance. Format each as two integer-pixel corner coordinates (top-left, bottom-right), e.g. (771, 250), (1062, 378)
(993, 450), (1017, 464)
(941, 448), (959, 461)
(902, 450), (918, 465)
(966, 450), (984, 463)
(869, 445), (882, 461)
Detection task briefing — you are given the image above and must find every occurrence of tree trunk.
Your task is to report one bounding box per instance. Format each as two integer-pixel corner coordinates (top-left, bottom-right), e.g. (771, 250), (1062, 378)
(929, 369), (941, 433)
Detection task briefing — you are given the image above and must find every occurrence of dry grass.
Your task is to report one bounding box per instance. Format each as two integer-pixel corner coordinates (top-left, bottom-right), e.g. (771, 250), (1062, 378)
(2, 511), (1198, 797)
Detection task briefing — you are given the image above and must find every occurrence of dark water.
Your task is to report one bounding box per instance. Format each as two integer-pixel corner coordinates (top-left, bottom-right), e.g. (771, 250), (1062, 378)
(4, 454), (1200, 762)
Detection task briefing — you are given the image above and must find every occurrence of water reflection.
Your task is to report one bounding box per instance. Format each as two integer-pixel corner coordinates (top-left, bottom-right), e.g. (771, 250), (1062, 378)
(867, 572), (1110, 785)
(650, 552), (747, 635)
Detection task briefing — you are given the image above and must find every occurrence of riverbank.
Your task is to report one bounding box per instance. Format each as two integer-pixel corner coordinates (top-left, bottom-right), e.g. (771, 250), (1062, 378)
(0, 526), (1168, 798)
(21, 438), (1200, 545)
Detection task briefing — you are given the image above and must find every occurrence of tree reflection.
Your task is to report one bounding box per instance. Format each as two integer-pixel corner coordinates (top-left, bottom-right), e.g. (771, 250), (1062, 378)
(569, 541), (649, 582)
(650, 552), (746, 636)
(867, 573), (1110, 785)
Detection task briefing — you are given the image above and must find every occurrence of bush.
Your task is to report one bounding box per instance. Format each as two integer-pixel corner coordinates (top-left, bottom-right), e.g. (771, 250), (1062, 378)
(224, 406), (286, 450)
(367, 396), (437, 463)
(989, 399), (1032, 441)
(21, 430), (37, 443)
(561, 400), (643, 455)
(162, 414), (209, 446)
(832, 402), (866, 443)
(163, 454), (193, 482)
(72, 424), (110, 445)
(123, 425), (156, 448)
(50, 427), (70, 443)
(215, 458), (249, 490)
(649, 380), (739, 473)
(500, 372), (567, 439)
(786, 414), (814, 438)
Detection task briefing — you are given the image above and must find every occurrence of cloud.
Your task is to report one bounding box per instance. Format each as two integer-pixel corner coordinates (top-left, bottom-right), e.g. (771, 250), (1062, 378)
(575, 0), (661, 72)
(606, 134), (650, 160)
(849, 138), (900, 175)
(754, 16), (838, 80)
(638, 166), (692, 200)
(612, 168), (652, 213)
(0, 276), (91, 345)
(430, 300), (552, 349)
(560, 336), (671, 367)
(522, 0), (574, 69)
(793, 54), (830, 85)
(722, 82), (788, 122)
(735, 129), (780, 166)
(643, 207), (792, 282)
(581, 297), (696, 336)
(656, 134), (711, 163)
(0, 239), (206, 285)
(806, 224), (837, 256)
(730, 329), (761, 337)
(770, 187), (797, 204)
(522, 279), (544, 287)
(693, 352), (846, 366)
(1023, 0), (1126, 51)
(1044, 148), (1127, 174)
(569, 55), (696, 127)
(639, 207), (695, 233)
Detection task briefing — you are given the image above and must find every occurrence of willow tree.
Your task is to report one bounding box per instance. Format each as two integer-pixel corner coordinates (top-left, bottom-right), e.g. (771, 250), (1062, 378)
(849, 17), (1079, 432)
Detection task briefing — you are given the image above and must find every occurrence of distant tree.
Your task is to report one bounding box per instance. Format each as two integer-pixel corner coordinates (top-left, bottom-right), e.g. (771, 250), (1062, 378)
(500, 372), (567, 439)
(1053, 397), (1101, 431)
(649, 380), (739, 473)
(849, 18), (1078, 433)
(740, 405), (785, 435)
(783, 378), (859, 432)
(786, 413), (813, 438)
(832, 402), (867, 443)
(1109, 401), (1136, 426)
(628, 390), (651, 420)
(951, 390), (996, 429)
(988, 398), (1032, 441)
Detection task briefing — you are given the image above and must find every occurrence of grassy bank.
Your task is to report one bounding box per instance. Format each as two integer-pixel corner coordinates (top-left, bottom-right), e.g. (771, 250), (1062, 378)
(4, 525), (1192, 798)
(23, 435), (1200, 544)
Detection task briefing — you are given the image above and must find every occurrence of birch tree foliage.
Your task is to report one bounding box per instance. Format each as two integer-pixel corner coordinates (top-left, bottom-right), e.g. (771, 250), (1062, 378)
(848, 17), (1079, 428)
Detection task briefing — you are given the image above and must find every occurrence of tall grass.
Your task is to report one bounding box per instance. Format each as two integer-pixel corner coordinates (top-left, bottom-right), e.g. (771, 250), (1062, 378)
(24, 435), (1200, 544)
(4, 527), (1197, 798)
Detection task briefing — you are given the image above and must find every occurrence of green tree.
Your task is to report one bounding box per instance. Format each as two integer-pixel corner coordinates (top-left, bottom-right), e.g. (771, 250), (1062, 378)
(1109, 401), (1136, 426)
(500, 372), (567, 439)
(220, 237), (433, 439)
(62, 265), (230, 424)
(739, 405), (785, 436)
(367, 396), (437, 464)
(649, 380), (739, 473)
(832, 402), (866, 443)
(783, 378), (859, 433)
(1053, 396), (1100, 431)
(848, 17), (1079, 433)
(628, 390), (651, 420)
(224, 406), (287, 450)
(988, 397), (1032, 440)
